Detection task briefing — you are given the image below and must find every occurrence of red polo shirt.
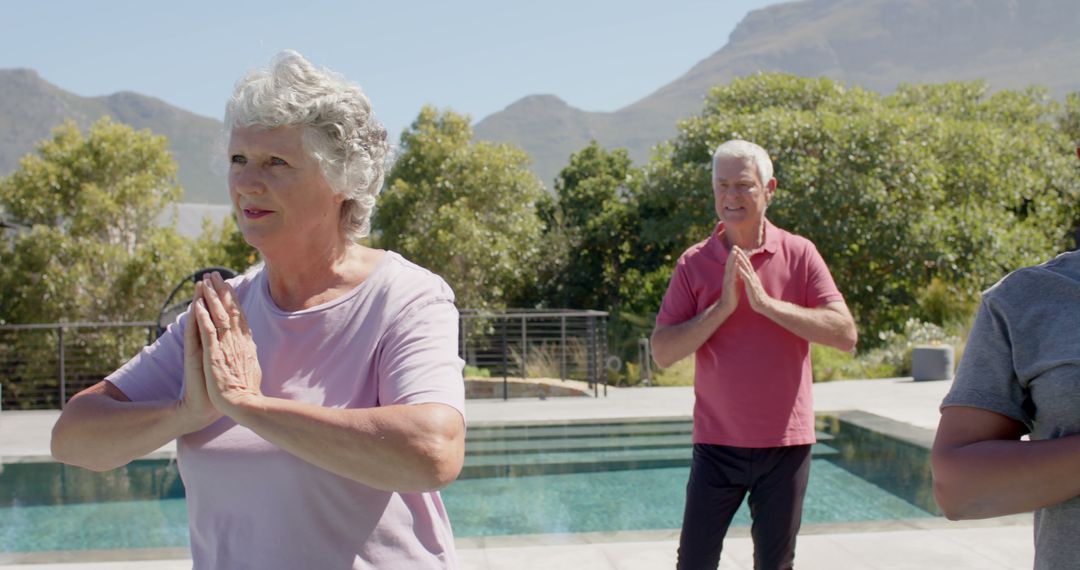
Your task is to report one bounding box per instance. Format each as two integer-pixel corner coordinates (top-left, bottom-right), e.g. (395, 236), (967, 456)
(657, 220), (844, 447)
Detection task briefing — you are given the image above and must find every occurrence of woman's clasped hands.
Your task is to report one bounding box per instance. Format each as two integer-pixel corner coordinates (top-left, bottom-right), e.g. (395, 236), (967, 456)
(179, 271), (264, 432)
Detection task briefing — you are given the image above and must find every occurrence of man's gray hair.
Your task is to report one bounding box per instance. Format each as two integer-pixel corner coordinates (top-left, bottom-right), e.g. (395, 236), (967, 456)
(225, 50), (389, 241)
(712, 140), (773, 185)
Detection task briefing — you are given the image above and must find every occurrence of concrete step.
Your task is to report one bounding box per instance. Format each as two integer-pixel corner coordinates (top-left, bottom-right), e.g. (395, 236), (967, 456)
(460, 441), (838, 479)
(466, 420), (694, 442)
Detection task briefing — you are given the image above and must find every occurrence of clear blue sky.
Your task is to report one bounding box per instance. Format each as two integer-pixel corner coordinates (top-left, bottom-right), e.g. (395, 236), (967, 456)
(2, 0), (779, 141)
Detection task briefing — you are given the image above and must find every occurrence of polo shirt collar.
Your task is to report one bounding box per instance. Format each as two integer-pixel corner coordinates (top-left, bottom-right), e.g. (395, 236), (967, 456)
(710, 218), (780, 261)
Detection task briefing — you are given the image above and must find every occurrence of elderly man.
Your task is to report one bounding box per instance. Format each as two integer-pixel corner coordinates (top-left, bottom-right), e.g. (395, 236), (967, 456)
(651, 140), (857, 570)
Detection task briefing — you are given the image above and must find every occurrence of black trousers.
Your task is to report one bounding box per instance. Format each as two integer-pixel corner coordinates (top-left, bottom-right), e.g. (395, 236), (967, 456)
(676, 443), (812, 570)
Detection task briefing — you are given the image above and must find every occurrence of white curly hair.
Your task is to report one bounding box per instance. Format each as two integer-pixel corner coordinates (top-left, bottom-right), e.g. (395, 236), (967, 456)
(224, 50), (389, 240)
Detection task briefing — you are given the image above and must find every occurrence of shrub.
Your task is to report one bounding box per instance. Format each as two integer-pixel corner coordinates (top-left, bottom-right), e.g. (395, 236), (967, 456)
(463, 365), (490, 378)
(652, 357), (695, 386)
(859, 318), (961, 376)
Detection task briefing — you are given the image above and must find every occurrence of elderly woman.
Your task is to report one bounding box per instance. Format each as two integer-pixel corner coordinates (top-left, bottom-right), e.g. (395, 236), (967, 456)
(50, 51), (466, 569)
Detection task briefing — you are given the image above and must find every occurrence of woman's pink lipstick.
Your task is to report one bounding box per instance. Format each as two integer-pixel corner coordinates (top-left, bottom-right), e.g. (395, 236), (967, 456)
(243, 208), (273, 219)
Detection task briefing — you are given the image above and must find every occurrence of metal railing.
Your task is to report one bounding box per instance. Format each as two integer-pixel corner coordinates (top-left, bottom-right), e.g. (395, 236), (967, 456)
(459, 309), (609, 399)
(637, 337), (654, 386)
(0, 310), (610, 409)
(0, 322), (157, 410)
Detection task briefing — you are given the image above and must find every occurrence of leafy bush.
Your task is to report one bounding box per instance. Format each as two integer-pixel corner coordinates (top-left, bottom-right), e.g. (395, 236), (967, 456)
(853, 318), (961, 377)
(376, 107), (547, 310)
(915, 277), (978, 328)
(652, 357), (695, 386)
(812, 344), (898, 382)
(463, 365), (490, 378)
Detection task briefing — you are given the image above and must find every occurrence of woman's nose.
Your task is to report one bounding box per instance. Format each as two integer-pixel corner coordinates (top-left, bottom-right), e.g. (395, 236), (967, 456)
(231, 167), (265, 195)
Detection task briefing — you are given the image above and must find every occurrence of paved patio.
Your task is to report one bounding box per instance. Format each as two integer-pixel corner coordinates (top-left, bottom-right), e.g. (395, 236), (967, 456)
(0, 378), (1036, 569)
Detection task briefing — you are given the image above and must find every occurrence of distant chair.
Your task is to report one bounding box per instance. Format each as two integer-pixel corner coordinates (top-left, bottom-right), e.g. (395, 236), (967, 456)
(157, 266), (238, 338)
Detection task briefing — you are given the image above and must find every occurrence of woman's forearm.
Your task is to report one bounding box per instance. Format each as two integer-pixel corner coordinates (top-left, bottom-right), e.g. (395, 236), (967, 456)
(227, 398), (465, 492)
(50, 381), (192, 471)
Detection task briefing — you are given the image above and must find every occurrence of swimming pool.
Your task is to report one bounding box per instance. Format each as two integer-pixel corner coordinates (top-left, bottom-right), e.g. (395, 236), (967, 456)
(444, 415), (937, 536)
(0, 414), (937, 553)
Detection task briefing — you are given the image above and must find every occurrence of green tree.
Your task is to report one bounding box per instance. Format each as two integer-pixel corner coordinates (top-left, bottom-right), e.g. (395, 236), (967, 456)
(1062, 92), (1080, 152)
(195, 215), (260, 278)
(375, 106), (547, 309)
(634, 74), (1080, 346)
(0, 118), (197, 323)
(0, 118), (245, 407)
(535, 142), (657, 381)
(543, 141), (641, 311)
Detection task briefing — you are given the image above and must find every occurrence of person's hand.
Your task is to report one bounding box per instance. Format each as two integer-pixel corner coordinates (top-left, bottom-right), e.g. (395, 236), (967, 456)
(734, 248), (775, 315)
(178, 281), (224, 432)
(193, 272), (263, 414)
(716, 245), (742, 314)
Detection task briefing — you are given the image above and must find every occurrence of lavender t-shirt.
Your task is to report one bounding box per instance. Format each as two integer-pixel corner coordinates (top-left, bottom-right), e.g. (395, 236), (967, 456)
(108, 252), (465, 569)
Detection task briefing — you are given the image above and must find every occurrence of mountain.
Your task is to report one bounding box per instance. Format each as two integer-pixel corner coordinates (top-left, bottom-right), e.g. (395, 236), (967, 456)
(5, 0), (1080, 199)
(0, 69), (227, 204)
(474, 0), (1080, 188)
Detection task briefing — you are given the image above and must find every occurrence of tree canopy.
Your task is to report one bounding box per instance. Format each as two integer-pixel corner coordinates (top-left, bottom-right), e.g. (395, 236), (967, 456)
(632, 74), (1080, 343)
(537, 142), (642, 312)
(375, 106), (547, 310)
(0, 118), (251, 407)
(1, 118), (198, 323)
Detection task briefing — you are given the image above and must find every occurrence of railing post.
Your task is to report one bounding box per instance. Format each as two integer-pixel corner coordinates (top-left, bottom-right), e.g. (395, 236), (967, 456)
(600, 315), (608, 397)
(57, 326), (66, 409)
(520, 315), (527, 379)
(459, 315), (467, 362)
(639, 337), (653, 386)
(559, 316), (566, 382)
(500, 315), (508, 401)
(586, 315), (597, 396)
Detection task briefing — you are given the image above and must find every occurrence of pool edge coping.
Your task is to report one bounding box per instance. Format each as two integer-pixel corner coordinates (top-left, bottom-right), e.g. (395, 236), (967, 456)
(0, 516), (1031, 564)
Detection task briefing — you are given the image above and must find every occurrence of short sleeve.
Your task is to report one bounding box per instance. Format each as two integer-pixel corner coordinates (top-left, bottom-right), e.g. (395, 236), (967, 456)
(376, 299), (466, 417)
(106, 312), (186, 402)
(656, 262), (695, 327)
(941, 295), (1033, 430)
(803, 243), (844, 308)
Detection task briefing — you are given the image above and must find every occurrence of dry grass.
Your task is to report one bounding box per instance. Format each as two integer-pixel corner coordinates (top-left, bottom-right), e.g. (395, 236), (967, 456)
(509, 339), (590, 380)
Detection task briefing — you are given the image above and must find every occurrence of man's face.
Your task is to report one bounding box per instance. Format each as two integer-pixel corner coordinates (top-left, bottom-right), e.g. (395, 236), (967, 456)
(712, 156), (774, 231)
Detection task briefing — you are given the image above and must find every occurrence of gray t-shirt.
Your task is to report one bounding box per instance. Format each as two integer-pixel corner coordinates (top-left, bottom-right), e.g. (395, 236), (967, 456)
(942, 250), (1080, 570)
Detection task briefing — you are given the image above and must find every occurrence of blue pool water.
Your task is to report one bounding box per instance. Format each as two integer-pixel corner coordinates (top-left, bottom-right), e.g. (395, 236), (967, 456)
(441, 417), (934, 536)
(442, 461), (929, 537)
(0, 415), (936, 552)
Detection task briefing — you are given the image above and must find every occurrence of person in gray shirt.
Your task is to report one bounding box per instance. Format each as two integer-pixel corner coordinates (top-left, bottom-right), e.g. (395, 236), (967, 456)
(933, 250), (1080, 570)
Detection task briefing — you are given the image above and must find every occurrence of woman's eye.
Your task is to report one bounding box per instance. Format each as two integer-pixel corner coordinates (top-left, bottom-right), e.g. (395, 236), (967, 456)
(230, 155), (246, 165)
(269, 157), (287, 166)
